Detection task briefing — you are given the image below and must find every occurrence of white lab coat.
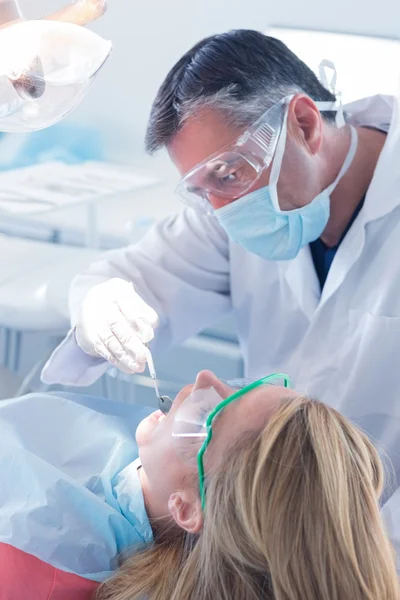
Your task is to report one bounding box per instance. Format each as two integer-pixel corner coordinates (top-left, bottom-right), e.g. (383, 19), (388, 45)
(43, 94), (400, 558)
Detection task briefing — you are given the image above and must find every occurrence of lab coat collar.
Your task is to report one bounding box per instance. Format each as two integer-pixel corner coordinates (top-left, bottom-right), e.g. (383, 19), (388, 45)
(321, 94), (400, 228)
(279, 245), (321, 318)
(319, 93), (400, 305)
(346, 94), (400, 225)
(281, 93), (400, 311)
(344, 94), (393, 130)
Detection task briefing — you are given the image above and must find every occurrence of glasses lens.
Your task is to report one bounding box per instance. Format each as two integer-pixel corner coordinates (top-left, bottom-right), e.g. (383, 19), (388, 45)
(172, 386), (222, 466)
(176, 182), (214, 214)
(222, 377), (289, 389)
(221, 378), (255, 389)
(178, 151), (260, 211)
(172, 376), (290, 466)
(172, 380), (260, 466)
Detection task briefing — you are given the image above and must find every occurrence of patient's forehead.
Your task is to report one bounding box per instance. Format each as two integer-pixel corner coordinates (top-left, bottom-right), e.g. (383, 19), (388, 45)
(207, 385), (298, 466)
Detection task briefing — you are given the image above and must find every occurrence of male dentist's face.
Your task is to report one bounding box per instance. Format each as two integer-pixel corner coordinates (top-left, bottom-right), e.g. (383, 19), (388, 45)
(168, 97), (326, 213)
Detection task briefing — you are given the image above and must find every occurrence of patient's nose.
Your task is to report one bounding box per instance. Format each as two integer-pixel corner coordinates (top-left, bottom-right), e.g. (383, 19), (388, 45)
(194, 370), (220, 390)
(193, 370), (234, 400)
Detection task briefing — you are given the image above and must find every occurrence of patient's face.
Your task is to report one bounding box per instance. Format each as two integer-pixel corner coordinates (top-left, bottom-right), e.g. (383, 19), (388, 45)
(136, 370), (297, 521)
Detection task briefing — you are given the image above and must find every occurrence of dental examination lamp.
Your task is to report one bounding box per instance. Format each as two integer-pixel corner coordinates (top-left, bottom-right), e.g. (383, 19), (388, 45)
(0, 0), (112, 132)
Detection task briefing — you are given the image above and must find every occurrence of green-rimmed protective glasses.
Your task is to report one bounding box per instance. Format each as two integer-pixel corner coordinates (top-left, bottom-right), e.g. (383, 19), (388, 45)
(171, 373), (291, 509)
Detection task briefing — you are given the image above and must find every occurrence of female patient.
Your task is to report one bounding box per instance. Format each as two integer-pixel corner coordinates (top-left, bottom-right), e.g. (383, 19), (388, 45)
(0, 371), (398, 600)
(97, 371), (399, 600)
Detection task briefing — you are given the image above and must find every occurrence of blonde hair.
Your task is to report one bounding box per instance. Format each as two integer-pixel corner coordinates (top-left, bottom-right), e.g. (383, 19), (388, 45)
(97, 396), (399, 600)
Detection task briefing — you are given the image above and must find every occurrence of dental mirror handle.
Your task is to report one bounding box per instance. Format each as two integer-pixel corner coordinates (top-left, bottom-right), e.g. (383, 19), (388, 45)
(145, 347), (161, 399)
(145, 347), (172, 413)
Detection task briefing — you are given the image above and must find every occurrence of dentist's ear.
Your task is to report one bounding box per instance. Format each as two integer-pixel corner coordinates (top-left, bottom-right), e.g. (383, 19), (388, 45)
(168, 491), (203, 534)
(288, 94), (323, 155)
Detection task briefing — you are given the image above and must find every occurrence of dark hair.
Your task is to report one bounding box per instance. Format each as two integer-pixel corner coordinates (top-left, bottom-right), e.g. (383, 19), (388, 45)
(145, 29), (336, 153)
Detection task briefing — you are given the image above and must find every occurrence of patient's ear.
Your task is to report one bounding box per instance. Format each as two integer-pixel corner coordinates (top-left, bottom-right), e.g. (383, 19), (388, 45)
(168, 491), (202, 534)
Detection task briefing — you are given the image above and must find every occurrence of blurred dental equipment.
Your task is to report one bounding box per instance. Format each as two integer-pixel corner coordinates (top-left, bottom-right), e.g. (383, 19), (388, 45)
(0, 161), (155, 213)
(0, 0), (111, 132)
(145, 347), (173, 414)
(0, 161), (156, 247)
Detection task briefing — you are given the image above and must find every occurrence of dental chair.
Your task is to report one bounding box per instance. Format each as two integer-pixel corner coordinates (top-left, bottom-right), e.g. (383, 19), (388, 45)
(0, 233), (99, 397)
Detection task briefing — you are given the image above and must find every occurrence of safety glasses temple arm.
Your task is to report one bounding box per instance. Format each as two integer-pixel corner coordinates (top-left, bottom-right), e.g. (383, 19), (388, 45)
(198, 373), (291, 509)
(204, 372), (291, 428)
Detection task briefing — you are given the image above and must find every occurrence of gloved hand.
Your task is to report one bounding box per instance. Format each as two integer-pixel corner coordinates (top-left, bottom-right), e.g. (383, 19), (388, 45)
(75, 278), (159, 373)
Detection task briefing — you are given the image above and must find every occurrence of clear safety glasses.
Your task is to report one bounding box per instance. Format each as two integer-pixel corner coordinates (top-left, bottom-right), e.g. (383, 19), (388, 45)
(0, 6), (111, 132)
(172, 373), (292, 509)
(175, 58), (344, 216)
(175, 96), (292, 214)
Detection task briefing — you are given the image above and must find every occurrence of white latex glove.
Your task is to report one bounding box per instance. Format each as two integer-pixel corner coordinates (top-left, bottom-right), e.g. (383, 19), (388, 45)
(75, 278), (159, 374)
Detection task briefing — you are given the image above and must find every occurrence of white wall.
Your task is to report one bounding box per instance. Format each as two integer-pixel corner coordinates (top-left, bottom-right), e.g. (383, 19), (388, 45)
(269, 28), (400, 103)
(18, 0), (400, 170)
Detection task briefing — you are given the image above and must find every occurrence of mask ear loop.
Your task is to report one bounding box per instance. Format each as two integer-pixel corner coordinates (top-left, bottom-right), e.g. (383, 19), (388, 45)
(318, 59), (345, 128)
(268, 90), (353, 215)
(267, 101), (290, 213)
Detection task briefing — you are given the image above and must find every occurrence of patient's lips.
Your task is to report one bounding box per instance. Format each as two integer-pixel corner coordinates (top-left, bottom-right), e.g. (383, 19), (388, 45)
(150, 410), (167, 424)
(158, 412), (167, 423)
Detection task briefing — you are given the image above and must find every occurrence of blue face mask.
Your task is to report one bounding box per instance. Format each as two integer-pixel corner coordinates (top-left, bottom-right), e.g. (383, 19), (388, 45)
(215, 111), (358, 261)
